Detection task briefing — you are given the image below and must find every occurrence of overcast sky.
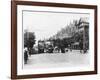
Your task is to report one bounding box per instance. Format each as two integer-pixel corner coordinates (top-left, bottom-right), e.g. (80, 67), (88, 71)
(23, 11), (89, 45)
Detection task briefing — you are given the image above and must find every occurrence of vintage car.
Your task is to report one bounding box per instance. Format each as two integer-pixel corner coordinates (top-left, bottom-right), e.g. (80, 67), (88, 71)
(38, 40), (54, 53)
(38, 41), (45, 53)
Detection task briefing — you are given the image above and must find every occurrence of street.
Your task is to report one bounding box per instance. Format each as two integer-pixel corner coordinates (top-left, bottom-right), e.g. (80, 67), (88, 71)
(24, 50), (89, 69)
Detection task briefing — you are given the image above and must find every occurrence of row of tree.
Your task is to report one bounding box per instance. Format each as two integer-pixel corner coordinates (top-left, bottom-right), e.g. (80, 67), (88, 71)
(24, 17), (89, 52)
(24, 32), (36, 50)
(48, 18), (89, 50)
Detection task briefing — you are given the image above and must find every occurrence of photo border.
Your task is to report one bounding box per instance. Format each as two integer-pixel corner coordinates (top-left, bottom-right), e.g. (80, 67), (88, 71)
(11, 1), (97, 79)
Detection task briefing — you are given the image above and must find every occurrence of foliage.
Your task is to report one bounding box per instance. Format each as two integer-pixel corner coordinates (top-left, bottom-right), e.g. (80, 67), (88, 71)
(48, 18), (89, 49)
(24, 32), (36, 48)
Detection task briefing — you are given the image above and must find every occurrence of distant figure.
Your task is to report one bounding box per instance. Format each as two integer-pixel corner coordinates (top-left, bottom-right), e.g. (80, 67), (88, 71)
(60, 44), (65, 53)
(54, 46), (60, 53)
(83, 44), (88, 53)
(60, 47), (65, 53)
(24, 47), (28, 64)
(29, 48), (32, 56)
(69, 44), (72, 52)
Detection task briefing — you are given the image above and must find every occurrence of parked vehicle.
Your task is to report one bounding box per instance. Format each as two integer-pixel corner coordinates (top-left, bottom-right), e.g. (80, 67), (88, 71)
(38, 41), (45, 53)
(38, 40), (54, 53)
(45, 41), (54, 53)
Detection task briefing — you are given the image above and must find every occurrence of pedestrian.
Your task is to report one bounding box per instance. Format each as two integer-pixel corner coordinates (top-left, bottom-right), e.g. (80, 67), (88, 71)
(24, 47), (28, 64)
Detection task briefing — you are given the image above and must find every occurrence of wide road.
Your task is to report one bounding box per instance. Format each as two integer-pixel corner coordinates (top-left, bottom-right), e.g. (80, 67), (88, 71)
(24, 50), (89, 69)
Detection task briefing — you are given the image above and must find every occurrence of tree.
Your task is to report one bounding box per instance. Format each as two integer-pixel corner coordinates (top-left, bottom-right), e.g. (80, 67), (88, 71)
(24, 32), (36, 48)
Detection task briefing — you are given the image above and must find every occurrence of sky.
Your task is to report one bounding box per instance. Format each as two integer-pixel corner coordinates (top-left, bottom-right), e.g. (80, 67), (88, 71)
(23, 10), (89, 45)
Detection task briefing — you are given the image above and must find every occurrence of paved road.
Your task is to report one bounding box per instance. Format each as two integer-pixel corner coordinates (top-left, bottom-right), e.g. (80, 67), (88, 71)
(24, 50), (89, 69)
